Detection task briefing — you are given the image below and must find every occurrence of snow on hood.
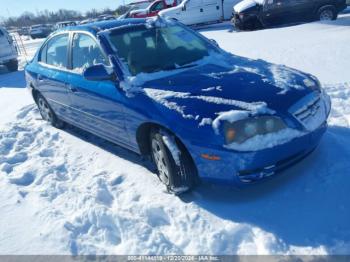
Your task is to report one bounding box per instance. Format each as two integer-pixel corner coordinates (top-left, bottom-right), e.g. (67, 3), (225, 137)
(144, 88), (274, 121)
(234, 0), (263, 13)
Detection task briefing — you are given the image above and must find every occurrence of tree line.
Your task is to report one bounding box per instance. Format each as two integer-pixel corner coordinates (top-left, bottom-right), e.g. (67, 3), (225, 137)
(1, 6), (131, 28)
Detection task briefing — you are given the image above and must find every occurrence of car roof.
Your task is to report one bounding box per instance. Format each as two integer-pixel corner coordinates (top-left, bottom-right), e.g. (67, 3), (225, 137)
(59, 19), (147, 35)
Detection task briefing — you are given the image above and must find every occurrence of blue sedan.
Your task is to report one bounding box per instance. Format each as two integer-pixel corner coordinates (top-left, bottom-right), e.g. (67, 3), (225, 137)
(25, 18), (331, 194)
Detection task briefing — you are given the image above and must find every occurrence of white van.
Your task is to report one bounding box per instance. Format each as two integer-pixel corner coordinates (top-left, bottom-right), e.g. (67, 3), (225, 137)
(0, 27), (18, 72)
(159, 0), (241, 25)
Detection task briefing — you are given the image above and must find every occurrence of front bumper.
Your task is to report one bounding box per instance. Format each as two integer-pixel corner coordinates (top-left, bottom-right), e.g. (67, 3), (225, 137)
(188, 122), (327, 186)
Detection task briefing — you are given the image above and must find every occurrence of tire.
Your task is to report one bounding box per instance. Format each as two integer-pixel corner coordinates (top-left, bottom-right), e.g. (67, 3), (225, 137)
(6, 59), (18, 72)
(150, 129), (196, 195)
(35, 92), (65, 129)
(318, 6), (337, 21)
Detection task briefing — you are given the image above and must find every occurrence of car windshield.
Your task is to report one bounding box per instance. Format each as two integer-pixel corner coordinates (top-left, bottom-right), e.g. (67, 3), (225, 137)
(107, 24), (217, 75)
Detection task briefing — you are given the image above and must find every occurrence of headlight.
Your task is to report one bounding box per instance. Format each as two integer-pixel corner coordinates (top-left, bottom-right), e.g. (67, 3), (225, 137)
(223, 116), (287, 144)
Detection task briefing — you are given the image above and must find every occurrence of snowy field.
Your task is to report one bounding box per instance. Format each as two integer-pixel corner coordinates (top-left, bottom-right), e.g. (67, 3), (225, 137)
(0, 13), (350, 255)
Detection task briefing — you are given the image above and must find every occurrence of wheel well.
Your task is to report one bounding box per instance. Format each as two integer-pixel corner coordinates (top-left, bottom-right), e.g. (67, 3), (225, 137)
(136, 122), (198, 176)
(317, 4), (336, 14)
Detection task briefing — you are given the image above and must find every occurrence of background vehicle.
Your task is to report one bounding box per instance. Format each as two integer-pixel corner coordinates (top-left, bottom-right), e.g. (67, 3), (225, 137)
(129, 0), (178, 18)
(96, 14), (117, 21)
(30, 24), (53, 39)
(159, 0), (241, 25)
(18, 27), (30, 36)
(56, 21), (77, 29)
(0, 27), (18, 72)
(232, 0), (347, 30)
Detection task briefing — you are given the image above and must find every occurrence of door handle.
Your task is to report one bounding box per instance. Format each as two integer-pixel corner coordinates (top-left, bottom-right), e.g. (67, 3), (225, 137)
(200, 8), (203, 12)
(67, 84), (78, 93)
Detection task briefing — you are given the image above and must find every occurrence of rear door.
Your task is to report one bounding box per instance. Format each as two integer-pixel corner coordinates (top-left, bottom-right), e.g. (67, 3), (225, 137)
(66, 32), (129, 145)
(287, 0), (314, 22)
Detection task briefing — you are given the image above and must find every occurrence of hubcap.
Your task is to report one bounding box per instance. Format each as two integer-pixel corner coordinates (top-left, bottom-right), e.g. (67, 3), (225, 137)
(151, 139), (170, 186)
(320, 10), (333, 21)
(38, 97), (53, 122)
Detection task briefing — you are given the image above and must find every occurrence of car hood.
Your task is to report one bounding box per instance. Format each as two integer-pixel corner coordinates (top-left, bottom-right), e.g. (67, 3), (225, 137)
(234, 0), (262, 13)
(140, 54), (319, 124)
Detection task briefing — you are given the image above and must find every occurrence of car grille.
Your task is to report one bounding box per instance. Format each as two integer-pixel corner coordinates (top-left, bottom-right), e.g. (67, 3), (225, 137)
(289, 92), (326, 131)
(294, 95), (321, 123)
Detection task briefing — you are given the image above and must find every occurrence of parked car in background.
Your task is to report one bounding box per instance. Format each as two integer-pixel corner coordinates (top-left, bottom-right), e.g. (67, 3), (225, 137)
(79, 19), (96, 25)
(56, 21), (77, 30)
(30, 24), (53, 39)
(0, 26), (18, 72)
(25, 18), (331, 194)
(129, 0), (178, 18)
(18, 27), (30, 36)
(232, 0), (347, 30)
(159, 0), (241, 25)
(97, 14), (117, 21)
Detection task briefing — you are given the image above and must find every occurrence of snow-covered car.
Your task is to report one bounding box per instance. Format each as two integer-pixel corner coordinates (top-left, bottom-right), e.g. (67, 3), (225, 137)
(30, 24), (53, 39)
(159, 0), (241, 25)
(232, 0), (347, 30)
(0, 26), (18, 72)
(25, 18), (331, 194)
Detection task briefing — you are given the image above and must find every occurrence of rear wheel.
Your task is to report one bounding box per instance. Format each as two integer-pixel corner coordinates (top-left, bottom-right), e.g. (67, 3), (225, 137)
(36, 93), (65, 128)
(6, 59), (18, 72)
(150, 129), (196, 195)
(318, 6), (337, 21)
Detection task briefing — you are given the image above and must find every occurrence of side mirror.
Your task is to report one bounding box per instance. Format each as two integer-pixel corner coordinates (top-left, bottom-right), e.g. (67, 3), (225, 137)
(83, 64), (114, 81)
(210, 39), (219, 47)
(182, 4), (186, 11)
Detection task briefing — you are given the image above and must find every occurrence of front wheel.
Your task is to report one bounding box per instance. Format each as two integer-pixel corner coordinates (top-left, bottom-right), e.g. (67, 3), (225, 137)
(150, 129), (197, 195)
(36, 93), (65, 128)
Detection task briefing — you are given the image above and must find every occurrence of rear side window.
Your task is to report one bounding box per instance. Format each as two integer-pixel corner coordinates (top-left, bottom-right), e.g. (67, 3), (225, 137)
(41, 34), (69, 68)
(72, 33), (109, 72)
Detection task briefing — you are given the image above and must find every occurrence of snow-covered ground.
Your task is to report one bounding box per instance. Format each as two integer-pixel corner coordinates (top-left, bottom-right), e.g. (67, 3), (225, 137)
(0, 14), (350, 255)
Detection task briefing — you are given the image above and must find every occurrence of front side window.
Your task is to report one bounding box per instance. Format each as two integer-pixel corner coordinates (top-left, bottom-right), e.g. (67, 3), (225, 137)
(72, 33), (109, 72)
(107, 24), (215, 75)
(151, 1), (165, 11)
(44, 34), (69, 68)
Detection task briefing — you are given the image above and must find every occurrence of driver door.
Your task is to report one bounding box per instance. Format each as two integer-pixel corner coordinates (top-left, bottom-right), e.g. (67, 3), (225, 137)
(66, 33), (130, 146)
(262, 0), (293, 26)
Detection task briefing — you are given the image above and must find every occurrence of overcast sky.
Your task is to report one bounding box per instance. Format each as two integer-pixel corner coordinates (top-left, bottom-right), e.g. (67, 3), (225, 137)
(0, 0), (125, 18)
